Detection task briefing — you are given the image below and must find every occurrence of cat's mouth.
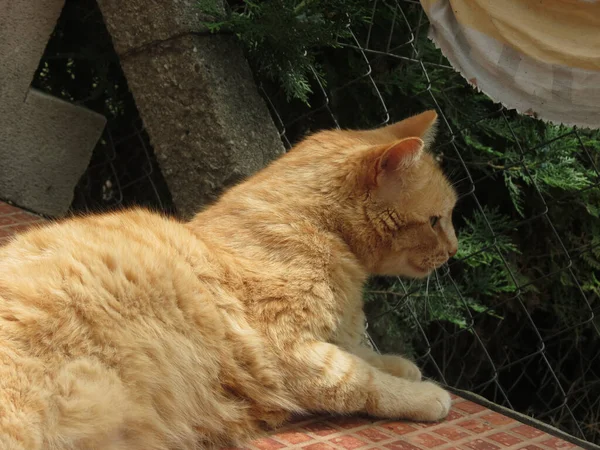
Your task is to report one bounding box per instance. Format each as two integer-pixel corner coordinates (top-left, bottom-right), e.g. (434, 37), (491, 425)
(407, 262), (433, 278)
(407, 259), (449, 278)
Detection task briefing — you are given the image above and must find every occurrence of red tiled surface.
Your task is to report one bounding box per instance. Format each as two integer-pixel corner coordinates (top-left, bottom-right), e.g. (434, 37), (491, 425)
(0, 201), (44, 245)
(234, 396), (584, 450)
(234, 397), (583, 450)
(0, 202), (584, 450)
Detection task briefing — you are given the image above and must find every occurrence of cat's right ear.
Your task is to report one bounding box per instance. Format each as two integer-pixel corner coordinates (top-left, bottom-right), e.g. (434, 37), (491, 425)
(367, 137), (425, 187)
(382, 110), (438, 145)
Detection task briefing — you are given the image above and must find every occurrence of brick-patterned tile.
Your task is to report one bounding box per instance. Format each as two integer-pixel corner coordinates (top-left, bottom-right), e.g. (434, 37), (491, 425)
(511, 424), (545, 439)
(302, 444), (337, 450)
(384, 441), (421, 450)
(0, 202), (21, 214)
(406, 432), (447, 448)
(445, 409), (466, 422)
(380, 422), (419, 436)
(274, 430), (313, 445)
(480, 412), (515, 426)
(8, 211), (40, 223)
(356, 427), (393, 442)
(433, 426), (470, 441)
(488, 432), (523, 447)
(541, 437), (577, 449)
(458, 419), (494, 434)
(251, 438), (286, 450)
(328, 435), (368, 449)
(454, 400), (487, 414)
(0, 215), (19, 226)
(303, 422), (338, 437)
(2, 223), (40, 234)
(518, 446), (545, 450)
(464, 439), (501, 450)
(0, 202), (44, 246)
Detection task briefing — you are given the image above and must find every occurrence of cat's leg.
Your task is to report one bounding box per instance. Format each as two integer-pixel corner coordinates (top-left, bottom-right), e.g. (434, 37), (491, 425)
(351, 346), (422, 382)
(334, 311), (421, 381)
(283, 340), (450, 421)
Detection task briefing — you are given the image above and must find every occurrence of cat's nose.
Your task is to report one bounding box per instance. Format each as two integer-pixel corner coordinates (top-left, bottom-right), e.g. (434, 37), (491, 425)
(448, 247), (457, 258)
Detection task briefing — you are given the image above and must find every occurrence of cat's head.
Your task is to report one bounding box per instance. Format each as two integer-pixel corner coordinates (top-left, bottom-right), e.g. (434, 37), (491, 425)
(295, 110), (458, 278)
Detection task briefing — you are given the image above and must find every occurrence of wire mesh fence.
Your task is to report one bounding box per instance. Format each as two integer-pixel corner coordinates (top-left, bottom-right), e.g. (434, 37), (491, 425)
(70, 116), (174, 214)
(38, 0), (600, 445)
(258, 0), (600, 445)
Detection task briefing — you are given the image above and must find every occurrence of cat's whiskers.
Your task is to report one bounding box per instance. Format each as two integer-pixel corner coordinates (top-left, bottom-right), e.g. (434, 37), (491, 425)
(423, 273), (431, 318)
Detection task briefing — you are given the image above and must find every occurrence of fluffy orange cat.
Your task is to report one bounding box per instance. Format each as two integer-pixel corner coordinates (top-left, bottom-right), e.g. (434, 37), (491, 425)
(0, 110), (458, 450)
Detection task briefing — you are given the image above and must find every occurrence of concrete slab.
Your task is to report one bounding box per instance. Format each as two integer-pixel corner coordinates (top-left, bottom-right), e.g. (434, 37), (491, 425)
(0, 0), (106, 216)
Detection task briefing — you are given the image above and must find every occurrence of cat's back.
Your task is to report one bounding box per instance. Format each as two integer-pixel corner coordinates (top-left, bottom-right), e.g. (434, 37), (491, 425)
(1, 208), (200, 295)
(0, 208), (224, 348)
(0, 208), (223, 358)
(0, 207), (197, 281)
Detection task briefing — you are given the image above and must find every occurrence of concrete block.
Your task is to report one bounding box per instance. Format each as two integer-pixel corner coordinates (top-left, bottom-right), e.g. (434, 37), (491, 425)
(0, 0), (65, 102)
(0, 90), (106, 216)
(98, 0), (226, 55)
(0, 0), (106, 216)
(98, 0), (285, 219)
(120, 34), (285, 218)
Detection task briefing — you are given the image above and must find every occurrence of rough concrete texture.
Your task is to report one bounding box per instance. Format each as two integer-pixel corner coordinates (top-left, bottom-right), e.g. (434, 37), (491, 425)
(97, 0), (226, 55)
(98, 0), (285, 219)
(120, 34), (285, 218)
(0, 0), (106, 216)
(1, 0), (64, 102)
(0, 90), (106, 216)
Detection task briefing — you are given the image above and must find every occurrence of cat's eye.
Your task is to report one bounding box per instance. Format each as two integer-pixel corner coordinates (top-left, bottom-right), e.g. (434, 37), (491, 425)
(430, 216), (440, 228)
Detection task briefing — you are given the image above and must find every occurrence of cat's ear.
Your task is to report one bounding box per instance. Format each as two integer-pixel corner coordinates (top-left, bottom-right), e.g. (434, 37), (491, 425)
(368, 137), (424, 187)
(382, 110), (438, 145)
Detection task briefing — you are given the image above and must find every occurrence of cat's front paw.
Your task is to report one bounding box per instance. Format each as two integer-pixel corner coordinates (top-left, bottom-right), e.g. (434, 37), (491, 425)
(406, 381), (451, 421)
(379, 354), (422, 381)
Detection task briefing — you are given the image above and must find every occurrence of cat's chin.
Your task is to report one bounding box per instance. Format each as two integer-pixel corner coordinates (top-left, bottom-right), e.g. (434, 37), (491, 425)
(402, 262), (434, 279)
(377, 262), (433, 279)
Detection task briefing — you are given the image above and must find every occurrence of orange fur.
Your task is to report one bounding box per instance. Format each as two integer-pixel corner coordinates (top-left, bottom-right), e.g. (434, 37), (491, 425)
(0, 111), (458, 449)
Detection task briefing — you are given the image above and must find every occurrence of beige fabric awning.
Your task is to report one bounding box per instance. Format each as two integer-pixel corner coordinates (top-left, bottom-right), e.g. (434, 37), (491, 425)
(420, 0), (600, 129)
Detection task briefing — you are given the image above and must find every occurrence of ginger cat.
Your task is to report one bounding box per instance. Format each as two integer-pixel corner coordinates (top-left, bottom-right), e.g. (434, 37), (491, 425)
(0, 110), (458, 450)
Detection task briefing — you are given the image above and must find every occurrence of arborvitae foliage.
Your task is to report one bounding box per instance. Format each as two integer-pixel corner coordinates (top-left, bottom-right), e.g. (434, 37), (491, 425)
(208, 0), (371, 103)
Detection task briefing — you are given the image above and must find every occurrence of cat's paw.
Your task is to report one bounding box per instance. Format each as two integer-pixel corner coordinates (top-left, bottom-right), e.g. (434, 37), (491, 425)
(405, 381), (451, 422)
(379, 354), (422, 381)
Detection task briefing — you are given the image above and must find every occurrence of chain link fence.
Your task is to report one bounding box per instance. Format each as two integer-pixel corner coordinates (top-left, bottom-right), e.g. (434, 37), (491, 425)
(38, 0), (600, 445)
(70, 116), (173, 214)
(258, 0), (600, 445)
